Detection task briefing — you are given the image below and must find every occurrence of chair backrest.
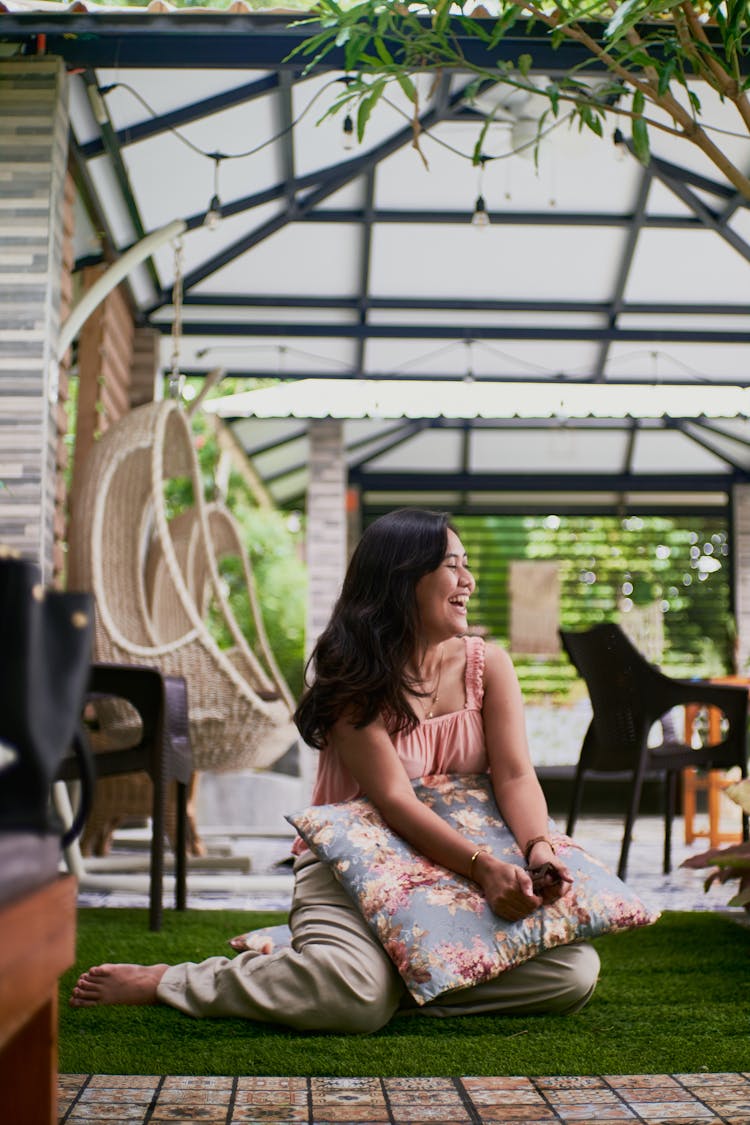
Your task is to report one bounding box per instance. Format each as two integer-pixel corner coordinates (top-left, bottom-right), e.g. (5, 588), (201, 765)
(559, 622), (671, 772)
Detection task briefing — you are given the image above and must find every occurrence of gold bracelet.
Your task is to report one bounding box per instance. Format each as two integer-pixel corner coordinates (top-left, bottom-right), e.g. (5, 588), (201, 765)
(468, 846), (489, 882)
(523, 835), (556, 865)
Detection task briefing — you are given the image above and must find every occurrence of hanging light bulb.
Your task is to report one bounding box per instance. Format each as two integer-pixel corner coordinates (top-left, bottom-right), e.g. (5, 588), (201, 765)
(204, 194), (222, 231)
(463, 339), (476, 384)
(471, 194), (490, 229)
(342, 113), (355, 151)
(204, 194), (221, 231)
(471, 156), (490, 229)
(613, 128), (629, 162)
(204, 156), (223, 231)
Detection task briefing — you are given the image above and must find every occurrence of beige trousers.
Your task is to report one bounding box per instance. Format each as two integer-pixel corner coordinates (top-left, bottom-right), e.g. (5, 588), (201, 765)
(157, 853), (600, 1033)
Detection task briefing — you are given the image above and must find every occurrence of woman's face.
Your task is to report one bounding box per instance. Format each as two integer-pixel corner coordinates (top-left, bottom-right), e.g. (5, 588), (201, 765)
(414, 528), (475, 642)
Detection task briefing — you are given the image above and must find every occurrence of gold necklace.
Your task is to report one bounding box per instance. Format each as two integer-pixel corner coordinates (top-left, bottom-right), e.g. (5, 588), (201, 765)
(421, 648), (444, 719)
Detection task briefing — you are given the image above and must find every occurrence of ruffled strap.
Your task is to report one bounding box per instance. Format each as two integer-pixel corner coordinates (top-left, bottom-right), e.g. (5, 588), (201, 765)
(464, 635), (485, 709)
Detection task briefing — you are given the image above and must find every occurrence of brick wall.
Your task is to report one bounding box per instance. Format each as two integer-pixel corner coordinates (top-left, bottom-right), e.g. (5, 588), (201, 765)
(53, 169), (76, 586)
(305, 419), (347, 654)
(0, 58), (69, 579)
(732, 483), (750, 672)
(71, 264), (135, 500)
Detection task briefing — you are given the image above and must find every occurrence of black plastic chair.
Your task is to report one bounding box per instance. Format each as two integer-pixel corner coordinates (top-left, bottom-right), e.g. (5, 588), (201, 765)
(560, 622), (749, 880)
(57, 664), (192, 930)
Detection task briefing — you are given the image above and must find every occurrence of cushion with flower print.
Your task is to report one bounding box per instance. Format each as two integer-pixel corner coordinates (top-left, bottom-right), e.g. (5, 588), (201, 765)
(283, 772), (659, 1005)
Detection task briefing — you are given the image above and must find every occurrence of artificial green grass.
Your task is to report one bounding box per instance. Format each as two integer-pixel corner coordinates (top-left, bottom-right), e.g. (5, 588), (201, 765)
(60, 908), (750, 1077)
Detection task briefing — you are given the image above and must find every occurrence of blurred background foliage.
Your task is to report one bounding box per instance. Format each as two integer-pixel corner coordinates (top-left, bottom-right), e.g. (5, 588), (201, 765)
(167, 377), (308, 700)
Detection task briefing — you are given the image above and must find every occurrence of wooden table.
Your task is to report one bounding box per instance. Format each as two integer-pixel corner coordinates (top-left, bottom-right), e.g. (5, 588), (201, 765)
(683, 674), (749, 848)
(0, 875), (76, 1125)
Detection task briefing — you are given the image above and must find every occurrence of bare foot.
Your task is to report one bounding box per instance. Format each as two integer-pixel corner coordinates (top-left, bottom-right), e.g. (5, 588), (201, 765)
(69, 963), (169, 1007)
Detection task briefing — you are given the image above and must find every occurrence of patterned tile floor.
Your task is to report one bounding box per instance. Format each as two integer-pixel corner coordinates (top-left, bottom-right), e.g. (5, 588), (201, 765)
(66, 810), (749, 1125)
(58, 1073), (750, 1124)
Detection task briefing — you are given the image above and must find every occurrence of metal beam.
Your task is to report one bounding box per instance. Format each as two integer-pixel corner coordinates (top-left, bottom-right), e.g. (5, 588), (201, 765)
(169, 200), (705, 243)
(180, 367), (750, 387)
(259, 420), (428, 483)
(68, 133), (118, 266)
(233, 423), (309, 458)
(164, 321), (750, 343)
(79, 70), (161, 293)
(348, 420), (429, 469)
(278, 71), (296, 211)
(177, 294), (750, 317)
(646, 151), (742, 203)
(691, 418), (750, 451)
(667, 420), (749, 471)
(348, 470), (740, 491)
(355, 170), (376, 376)
(650, 164), (750, 266)
(299, 208), (701, 228)
(593, 168), (652, 380)
(1, 14), (651, 72)
(365, 500), (726, 517)
(622, 419), (639, 476)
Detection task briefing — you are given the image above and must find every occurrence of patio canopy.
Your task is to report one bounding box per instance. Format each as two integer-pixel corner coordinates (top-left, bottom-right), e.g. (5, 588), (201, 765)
(3, 6), (750, 514)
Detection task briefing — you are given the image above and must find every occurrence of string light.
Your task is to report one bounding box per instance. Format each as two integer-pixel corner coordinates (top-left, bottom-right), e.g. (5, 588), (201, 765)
(342, 113), (355, 151)
(463, 339), (476, 384)
(471, 156), (490, 229)
(204, 157), (223, 231)
(471, 194), (490, 228)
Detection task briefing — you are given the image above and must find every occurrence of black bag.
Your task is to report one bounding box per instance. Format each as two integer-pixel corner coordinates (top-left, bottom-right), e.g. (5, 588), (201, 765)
(0, 554), (95, 846)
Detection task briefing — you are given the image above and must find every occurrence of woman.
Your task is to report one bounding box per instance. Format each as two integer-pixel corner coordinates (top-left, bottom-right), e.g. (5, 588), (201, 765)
(70, 508), (599, 1030)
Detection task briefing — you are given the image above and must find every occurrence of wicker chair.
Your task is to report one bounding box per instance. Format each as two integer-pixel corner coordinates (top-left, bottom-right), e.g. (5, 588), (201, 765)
(68, 399), (298, 855)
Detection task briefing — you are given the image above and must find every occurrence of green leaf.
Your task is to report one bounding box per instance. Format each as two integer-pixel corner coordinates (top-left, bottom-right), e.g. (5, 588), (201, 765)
(632, 114), (650, 165)
(457, 17), (493, 46)
(396, 73), (418, 104)
(344, 32), (372, 72)
(488, 5), (522, 51)
(373, 35), (394, 65)
(434, 0), (451, 34)
(605, 0), (646, 44)
(579, 104), (603, 137)
(657, 59), (675, 96)
(356, 78), (385, 142)
(517, 53), (532, 78)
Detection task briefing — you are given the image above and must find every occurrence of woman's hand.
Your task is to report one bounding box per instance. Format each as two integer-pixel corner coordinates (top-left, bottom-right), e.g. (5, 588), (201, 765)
(473, 852), (573, 920)
(473, 853), (542, 921)
(525, 840), (573, 907)
(528, 857), (574, 906)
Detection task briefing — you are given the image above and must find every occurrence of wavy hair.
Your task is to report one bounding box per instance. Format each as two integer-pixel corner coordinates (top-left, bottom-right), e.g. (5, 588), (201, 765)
(294, 508), (453, 749)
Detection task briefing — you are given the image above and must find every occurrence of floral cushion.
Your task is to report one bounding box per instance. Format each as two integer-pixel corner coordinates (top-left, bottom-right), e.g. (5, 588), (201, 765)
(284, 773), (659, 1005)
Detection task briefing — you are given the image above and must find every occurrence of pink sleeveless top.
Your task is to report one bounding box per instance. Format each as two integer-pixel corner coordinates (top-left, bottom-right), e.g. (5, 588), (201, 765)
(292, 636), (487, 853)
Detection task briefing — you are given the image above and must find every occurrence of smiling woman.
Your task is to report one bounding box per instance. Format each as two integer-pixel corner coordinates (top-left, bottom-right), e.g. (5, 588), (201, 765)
(70, 507), (599, 1032)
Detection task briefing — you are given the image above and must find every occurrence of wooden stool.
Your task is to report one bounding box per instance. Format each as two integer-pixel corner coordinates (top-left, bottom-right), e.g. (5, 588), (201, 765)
(683, 767), (742, 847)
(683, 688), (745, 847)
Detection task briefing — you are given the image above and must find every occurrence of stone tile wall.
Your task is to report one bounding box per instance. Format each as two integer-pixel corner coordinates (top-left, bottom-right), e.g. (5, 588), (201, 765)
(0, 58), (69, 579)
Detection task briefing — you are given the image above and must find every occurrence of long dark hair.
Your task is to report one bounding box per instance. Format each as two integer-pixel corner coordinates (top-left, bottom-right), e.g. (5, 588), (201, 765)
(294, 508), (452, 749)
